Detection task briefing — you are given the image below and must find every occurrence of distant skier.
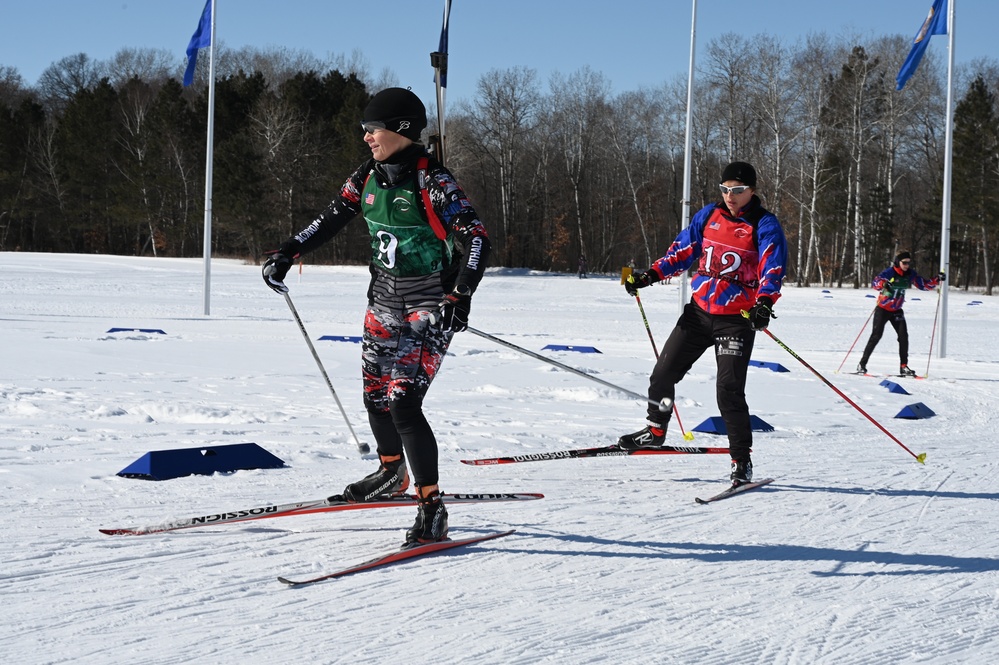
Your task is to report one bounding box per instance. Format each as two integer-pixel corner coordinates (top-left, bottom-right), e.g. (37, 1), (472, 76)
(857, 251), (944, 377)
(578, 254), (588, 279)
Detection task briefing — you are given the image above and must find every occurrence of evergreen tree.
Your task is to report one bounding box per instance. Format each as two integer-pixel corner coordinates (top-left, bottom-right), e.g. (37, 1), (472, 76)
(0, 96), (45, 250)
(952, 75), (999, 292)
(56, 79), (126, 252)
(146, 78), (202, 256)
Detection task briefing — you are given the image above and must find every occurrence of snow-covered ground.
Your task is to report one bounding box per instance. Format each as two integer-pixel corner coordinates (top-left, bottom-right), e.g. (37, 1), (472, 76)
(2, 252), (997, 664)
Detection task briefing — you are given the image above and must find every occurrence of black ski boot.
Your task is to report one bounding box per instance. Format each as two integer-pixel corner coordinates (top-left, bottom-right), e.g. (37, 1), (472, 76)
(899, 364), (917, 377)
(730, 459), (754, 487)
(617, 424), (666, 450)
(405, 487), (449, 546)
(342, 456), (409, 503)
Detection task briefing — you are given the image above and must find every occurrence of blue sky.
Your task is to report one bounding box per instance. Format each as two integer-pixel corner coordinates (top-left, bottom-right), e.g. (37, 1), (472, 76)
(2, 0), (996, 106)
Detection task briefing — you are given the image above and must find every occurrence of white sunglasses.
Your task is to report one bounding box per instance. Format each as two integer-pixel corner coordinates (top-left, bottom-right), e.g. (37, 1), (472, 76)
(719, 184), (751, 195)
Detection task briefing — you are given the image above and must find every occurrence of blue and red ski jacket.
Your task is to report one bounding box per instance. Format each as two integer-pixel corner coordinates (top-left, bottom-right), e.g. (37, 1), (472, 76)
(872, 265), (939, 312)
(649, 196), (787, 316)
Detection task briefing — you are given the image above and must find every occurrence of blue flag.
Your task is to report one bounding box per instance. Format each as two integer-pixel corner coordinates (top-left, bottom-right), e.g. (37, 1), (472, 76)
(896, 0), (948, 90)
(183, 0), (212, 87)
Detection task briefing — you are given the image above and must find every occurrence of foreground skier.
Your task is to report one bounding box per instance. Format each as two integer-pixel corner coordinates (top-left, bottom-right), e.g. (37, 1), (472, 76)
(262, 87), (490, 545)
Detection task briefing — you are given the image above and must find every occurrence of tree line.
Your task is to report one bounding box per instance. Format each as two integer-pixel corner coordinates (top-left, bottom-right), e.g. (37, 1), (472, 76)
(1, 34), (997, 291)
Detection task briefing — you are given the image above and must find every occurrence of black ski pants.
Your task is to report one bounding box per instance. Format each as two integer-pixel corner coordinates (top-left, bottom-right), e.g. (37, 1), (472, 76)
(645, 302), (756, 462)
(860, 307), (908, 367)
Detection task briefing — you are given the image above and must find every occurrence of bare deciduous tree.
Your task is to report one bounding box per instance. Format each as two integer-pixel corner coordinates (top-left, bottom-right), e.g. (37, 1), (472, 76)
(37, 53), (104, 113)
(549, 66), (610, 264)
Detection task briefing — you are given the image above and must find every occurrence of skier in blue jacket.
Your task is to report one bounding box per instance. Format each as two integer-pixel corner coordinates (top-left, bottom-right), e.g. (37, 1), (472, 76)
(857, 251), (943, 377)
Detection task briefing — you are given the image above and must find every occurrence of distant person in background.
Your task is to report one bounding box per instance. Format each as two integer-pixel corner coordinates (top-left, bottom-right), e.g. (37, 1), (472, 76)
(857, 251), (943, 377)
(261, 87), (491, 546)
(578, 254), (588, 279)
(619, 161), (787, 487)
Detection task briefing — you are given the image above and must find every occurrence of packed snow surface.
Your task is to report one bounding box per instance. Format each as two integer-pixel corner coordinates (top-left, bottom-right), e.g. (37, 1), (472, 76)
(2, 252), (998, 664)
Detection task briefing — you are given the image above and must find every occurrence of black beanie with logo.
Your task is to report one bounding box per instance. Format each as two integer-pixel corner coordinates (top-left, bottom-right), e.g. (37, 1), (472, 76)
(721, 161), (757, 188)
(363, 87), (427, 143)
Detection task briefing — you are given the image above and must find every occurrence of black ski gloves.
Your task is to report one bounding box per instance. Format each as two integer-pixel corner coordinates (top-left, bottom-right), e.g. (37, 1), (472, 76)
(262, 243), (298, 293)
(436, 285), (472, 333)
(937, 271), (946, 282)
(747, 295), (776, 330)
(625, 269), (657, 296)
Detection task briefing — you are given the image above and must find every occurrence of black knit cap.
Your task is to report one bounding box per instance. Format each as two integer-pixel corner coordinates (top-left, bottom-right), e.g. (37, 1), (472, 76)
(721, 161), (757, 188)
(363, 87), (427, 142)
(894, 251), (912, 266)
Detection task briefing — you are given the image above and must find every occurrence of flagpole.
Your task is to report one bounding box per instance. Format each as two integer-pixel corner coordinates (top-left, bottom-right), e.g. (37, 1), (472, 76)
(434, 69), (446, 163)
(202, 0), (216, 316)
(938, 0), (955, 357)
(431, 0), (451, 165)
(679, 0), (697, 315)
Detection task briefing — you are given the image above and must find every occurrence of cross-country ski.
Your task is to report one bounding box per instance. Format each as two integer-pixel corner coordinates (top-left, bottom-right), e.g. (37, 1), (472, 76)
(99, 493), (542, 536)
(694, 478), (775, 504)
(278, 530), (516, 587)
(461, 444), (728, 465)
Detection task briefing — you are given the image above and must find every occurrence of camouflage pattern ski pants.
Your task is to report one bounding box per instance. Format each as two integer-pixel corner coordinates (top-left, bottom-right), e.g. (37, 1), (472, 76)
(361, 305), (452, 486)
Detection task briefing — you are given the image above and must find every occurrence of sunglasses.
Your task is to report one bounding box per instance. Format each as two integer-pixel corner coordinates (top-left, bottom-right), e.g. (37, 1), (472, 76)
(361, 121), (387, 134)
(900, 260), (911, 265)
(719, 184), (751, 195)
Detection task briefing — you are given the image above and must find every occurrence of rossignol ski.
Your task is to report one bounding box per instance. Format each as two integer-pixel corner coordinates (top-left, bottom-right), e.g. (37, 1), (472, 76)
(694, 478), (774, 504)
(278, 530), (516, 587)
(461, 444), (728, 466)
(100, 493), (542, 536)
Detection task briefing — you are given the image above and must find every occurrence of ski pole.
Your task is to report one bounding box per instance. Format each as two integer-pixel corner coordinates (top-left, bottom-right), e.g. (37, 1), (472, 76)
(836, 304), (877, 374)
(925, 286), (942, 377)
(742, 312), (925, 464)
(467, 327), (672, 413)
(633, 291), (694, 441)
(282, 291), (370, 455)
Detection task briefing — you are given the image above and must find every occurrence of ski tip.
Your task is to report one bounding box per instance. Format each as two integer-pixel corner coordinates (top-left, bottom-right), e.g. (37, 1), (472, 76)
(466, 528), (517, 543)
(694, 478), (774, 505)
(277, 576), (301, 586)
(99, 528), (145, 536)
(916, 452), (927, 464)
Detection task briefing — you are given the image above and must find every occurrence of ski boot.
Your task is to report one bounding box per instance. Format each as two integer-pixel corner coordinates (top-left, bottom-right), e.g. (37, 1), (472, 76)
(342, 455), (410, 503)
(730, 459), (754, 487)
(617, 424), (666, 450)
(405, 486), (449, 546)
